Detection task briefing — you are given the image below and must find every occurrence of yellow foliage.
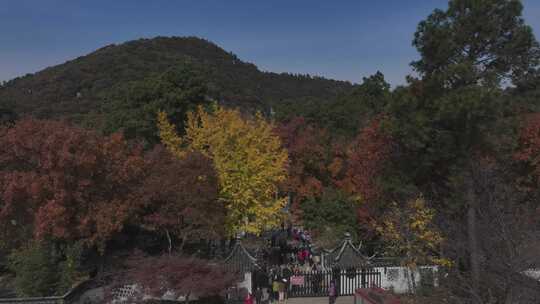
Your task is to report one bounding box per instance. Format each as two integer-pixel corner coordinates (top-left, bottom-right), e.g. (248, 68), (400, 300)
(156, 111), (185, 158)
(157, 105), (288, 235)
(377, 196), (450, 269)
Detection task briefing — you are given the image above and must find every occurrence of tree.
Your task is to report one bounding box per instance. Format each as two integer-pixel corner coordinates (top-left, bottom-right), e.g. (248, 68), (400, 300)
(0, 118), (146, 251)
(273, 72), (391, 137)
(157, 105), (288, 235)
(274, 117), (331, 222)
(412, 0), (540, 89)
(514, 112), (540, 190)
(138, 146), (224, 253)
(107, 252), (237, 304)
(0, 107), (17, 127)
(335, 117), (398, 238)
(377, 196), (448, 294)
(338, 117), (395, 203)
(440, 160), (540, 303)
(392, 3), (540, 296)
(300, 188), (359, 248)
(7, 241), (59, 297)
(102, 65), (210, 146)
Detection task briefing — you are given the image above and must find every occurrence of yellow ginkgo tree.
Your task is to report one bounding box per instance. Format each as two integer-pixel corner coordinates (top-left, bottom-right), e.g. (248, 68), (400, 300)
(377, 196), (450, 293)
(157, 105), (288, 235)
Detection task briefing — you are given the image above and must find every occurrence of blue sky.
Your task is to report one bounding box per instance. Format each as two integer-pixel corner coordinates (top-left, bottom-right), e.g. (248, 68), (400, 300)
(1, 0), (539, 86)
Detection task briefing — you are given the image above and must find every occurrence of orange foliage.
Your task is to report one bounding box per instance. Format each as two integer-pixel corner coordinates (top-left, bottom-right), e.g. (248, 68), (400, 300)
(275, 117), (330, 222)
(0, 119), (145, 249)
(338, 117), (394, 204)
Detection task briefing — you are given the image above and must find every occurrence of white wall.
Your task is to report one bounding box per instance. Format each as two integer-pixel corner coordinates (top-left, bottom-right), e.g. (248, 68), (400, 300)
(237, 272), (253, 294)
(375, 265), (438, 294)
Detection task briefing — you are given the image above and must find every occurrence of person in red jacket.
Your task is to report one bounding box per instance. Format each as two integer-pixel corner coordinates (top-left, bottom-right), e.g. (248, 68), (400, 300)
(244, 292), (254, 304)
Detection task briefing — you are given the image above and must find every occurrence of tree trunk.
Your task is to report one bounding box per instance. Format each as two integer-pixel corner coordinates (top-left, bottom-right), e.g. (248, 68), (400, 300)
(467, 181), (480, 302)
(409, 267), (417, 296)
(166, 229), (173, 255)
(178, 233), (188, 253)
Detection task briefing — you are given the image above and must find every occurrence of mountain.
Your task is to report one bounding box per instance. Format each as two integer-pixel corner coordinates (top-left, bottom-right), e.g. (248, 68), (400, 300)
(0, 36), (354, 122)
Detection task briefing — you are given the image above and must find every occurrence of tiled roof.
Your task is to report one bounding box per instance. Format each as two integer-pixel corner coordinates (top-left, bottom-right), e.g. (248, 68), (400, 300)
(323, 233), (369, 269)
(224, 237), (261, 274)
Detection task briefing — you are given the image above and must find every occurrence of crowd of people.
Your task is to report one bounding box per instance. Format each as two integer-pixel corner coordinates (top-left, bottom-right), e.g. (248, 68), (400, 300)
(241, 225), (338, 304)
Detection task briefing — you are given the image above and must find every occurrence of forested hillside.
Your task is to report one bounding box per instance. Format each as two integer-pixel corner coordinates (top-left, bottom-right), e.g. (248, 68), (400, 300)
(0, 36), (353, 122)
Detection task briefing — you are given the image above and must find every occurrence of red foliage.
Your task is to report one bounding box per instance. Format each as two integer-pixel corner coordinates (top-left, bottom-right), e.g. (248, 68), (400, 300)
(275, 117), (331, 222)
(514, 113), (540, 189)
(108, 252), (237, 302)
(335, 118), (394, 235)
(0, 119), (146, 248)
(0, 119), (225, 253)
(338, 117), (394, 203)
(139, 147), (225, 250)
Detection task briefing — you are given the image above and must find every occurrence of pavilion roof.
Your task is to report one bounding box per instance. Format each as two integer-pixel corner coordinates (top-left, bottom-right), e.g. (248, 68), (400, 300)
(323, 232), (369, 269)
(224, 237), (261, 274)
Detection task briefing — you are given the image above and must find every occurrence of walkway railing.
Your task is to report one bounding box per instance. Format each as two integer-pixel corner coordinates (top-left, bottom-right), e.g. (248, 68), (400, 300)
(288, 269), (381, 298)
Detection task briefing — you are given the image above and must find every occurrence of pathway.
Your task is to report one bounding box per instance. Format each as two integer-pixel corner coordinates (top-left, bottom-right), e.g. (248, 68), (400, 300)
(286, 296), (354, 304)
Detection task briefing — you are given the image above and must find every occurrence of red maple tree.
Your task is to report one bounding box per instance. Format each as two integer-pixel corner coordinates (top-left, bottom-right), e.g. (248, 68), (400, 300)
(336, 117), (395, 234)
(0, 118), (146, 249)
(275, 117), (332, 222)
(107, 251), (237, 303)
(0, 119), (226, 254)
(139, 146), (225, 253)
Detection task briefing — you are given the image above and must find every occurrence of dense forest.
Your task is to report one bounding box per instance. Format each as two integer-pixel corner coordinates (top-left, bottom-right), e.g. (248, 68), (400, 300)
(1, 0), (540, 303)
(0, 36), (352, 121)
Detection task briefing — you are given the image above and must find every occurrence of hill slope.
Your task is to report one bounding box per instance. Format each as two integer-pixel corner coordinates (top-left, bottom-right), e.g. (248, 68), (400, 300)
(0, 36), (354, 121)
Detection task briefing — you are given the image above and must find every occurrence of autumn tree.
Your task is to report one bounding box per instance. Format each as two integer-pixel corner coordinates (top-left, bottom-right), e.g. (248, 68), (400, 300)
(157, 105), (288, 235)
(0, 118), (146, 251)
(138, 146), (224, 253)
(338, 117), (394, 202)
(107, 252), (237, 304)
(274, 117), (331, 222)
(514, 113), (540, 189)
(332, 117), (398, 238)
(377, 196), (448, 294)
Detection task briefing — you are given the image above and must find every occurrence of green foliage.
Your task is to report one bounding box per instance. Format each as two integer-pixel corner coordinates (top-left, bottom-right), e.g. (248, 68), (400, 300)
(0, 105), (17, 127)
(57, 242), (86, 294)
(274, 72), (391, 137)
(412, 0), (540, 89)
(7, 242), (59, 297)
(101, 64), (209, 145)
(380, 0), (540, 196)
(0, 37), (352, 126)
(385, 85), (505, 189)
(7, 241), (86, 297)
(300, 188), (359, 247)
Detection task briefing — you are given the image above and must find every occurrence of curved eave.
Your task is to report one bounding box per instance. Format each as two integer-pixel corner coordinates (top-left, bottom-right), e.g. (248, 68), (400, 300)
(224, 242), (261, 273)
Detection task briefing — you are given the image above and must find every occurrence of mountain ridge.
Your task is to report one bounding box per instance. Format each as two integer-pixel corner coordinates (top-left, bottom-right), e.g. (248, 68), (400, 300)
(0, 36), (355, 121)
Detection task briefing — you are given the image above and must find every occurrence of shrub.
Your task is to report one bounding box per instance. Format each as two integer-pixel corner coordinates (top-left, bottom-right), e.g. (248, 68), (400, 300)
(7, 241), (59, 297)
